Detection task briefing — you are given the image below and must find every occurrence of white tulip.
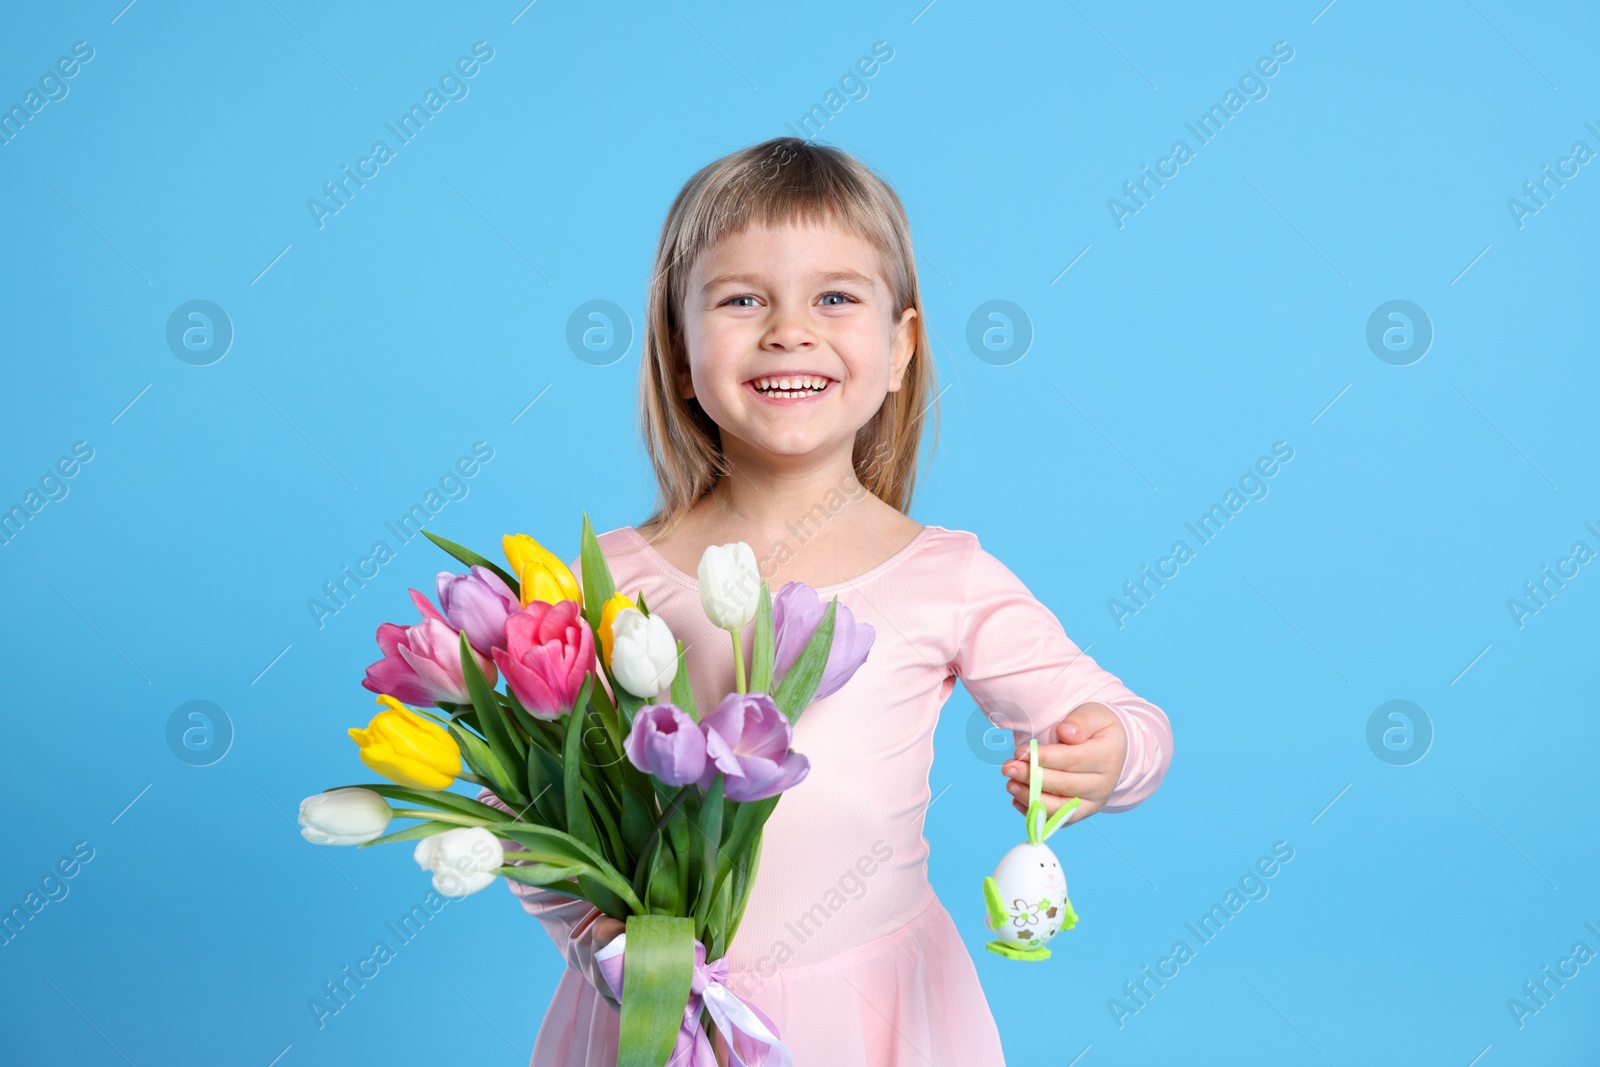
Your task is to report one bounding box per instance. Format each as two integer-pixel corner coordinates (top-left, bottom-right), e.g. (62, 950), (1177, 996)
(414, 826), (505, 897)
(698, 542), (760, 631)
(298, 788), (393, 846)
(611, 608), (679, 698)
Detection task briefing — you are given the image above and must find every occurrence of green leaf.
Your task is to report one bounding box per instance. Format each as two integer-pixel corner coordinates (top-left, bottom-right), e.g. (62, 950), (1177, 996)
(497, 861), (587, 886)
(668, 804), (691, 915)
(620, 774), (654, 858)
(486, 822), (643, 912)
(710, 794), (780, 909)
(633, 832), (661, 905)
(447, 723), (517, 803)
(693, 776), (724, 930)
(588, 677), (624, 769)
(502, 876), (590, 904)
(614, 683), (646, 731)
(668, 639), (697, 721)
(341, 783), (506, 823)
(644, 835), (682, 914)
(563, 678), (600, 853)
(749, 581), (774, 693)
(578, 776), (626, 867)
(635, 589), (649, 616)
(579, 513), (618, 634)
(632, 786), (691, 889)
(358, 820), (455, 848)
(718, 831), (764, 957)
(421, 529), (520, 597)
(504, 691), (555, 752)
(579, 873), (630, 920)
(525, 742), (568, 830)
(772, 598), (837, 721)
(617, 915), (695, 1067)
(460, 631), (527, 801)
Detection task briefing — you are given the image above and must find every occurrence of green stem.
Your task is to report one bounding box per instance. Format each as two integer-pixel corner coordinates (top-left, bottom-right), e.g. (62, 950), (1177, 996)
(731, 628), (746, 694)
(389, 808), (489, 827)
(457, 772), (487, 786)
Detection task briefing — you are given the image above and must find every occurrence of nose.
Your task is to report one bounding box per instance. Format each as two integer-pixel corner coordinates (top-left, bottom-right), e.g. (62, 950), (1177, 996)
(761, 301), (816, 352)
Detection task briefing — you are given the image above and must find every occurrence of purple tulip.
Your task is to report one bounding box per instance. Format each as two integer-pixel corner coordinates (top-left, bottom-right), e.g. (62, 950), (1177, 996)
(696, 692), (810, 802)
(624, 704), (707, 786)
(771, 582), (876, 702)
(437, 566), (519, 653)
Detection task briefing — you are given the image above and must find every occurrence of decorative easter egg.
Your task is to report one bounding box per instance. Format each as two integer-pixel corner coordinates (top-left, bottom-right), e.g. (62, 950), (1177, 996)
(986, 841), (1071, 950)
(981, 737), (1081, 961)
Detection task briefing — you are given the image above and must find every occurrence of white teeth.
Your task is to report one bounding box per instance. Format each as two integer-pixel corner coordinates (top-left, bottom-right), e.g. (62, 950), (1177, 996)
(753, 374), (828, 396)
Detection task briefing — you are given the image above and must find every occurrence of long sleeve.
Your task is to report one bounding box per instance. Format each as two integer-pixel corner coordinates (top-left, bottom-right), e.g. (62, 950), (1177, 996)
(478, 787), (620, 1007)
(950, 536), (1172, 812)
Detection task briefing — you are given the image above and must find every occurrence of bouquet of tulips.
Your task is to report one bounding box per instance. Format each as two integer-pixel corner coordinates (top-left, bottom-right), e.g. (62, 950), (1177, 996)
(296, 515), (875, 1066)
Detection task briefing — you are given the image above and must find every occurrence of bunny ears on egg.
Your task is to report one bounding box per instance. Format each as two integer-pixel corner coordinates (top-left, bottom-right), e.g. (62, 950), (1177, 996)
(1024, 737), (1084, 845)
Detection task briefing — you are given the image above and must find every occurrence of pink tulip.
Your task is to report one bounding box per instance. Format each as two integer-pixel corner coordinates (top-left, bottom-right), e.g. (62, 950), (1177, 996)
(491, 600), (595, 719)
(696, 692), (810, 802)
(362, 614), (497, 707)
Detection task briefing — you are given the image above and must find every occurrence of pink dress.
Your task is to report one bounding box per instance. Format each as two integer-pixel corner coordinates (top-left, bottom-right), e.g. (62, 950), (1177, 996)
(489, 524), (1173, 1066)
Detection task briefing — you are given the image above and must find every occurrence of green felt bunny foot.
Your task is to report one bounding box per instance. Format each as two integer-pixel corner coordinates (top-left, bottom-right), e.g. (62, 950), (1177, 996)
(986, 939), (1051, 961)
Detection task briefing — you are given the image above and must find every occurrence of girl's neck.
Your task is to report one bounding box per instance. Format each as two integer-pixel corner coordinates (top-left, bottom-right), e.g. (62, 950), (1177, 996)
(639, 448), (923, 592)
(705, 455), (866, 535)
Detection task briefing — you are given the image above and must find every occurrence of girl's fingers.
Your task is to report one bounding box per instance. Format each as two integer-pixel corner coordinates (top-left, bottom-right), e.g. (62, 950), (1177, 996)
(1004, 738), (1117, 779)
(1005, 769), (1105, 804)
(592, 915), (626, 949)
(1039, 738), (1117, 774)
(1056, 702), (1118, 743)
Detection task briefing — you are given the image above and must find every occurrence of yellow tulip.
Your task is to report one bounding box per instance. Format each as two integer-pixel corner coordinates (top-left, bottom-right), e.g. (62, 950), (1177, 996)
(348, 695), (462, 791)
(598, 591), (637, 668)
(503, 533), (582, 608)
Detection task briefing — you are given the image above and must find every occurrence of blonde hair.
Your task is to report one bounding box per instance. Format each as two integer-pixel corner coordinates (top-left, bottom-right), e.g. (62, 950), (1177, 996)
(637, 136), (938, 537)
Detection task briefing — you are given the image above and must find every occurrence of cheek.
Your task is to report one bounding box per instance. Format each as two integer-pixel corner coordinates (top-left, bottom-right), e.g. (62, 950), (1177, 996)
(835, 326), (895, 386)
(681, 321), (733, 388)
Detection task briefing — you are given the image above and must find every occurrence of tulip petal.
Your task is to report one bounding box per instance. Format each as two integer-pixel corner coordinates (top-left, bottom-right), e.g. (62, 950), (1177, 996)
(409, 588), (449, 626)
(723, 751), (810, 802)
(361, 654), (437, 707)
(772, 582), (876, 702)
(374, 622), (408, 658)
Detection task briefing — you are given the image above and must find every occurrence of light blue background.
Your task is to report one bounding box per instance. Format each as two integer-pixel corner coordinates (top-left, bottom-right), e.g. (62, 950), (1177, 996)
(2, 1), (1597, 1064)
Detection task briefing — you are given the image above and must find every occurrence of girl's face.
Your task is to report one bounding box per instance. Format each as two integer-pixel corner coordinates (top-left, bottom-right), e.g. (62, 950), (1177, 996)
(678, 217), (916, 468)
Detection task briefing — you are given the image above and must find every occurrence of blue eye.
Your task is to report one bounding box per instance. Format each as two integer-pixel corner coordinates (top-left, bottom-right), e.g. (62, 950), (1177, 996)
(820, 292), (856, 306)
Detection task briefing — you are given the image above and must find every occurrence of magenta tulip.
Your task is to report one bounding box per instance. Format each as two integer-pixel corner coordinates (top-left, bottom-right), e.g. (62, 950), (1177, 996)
(491, 600), (594, 719)
(362, 615), (497, 706)
(696, 692), (810, 801)
(624, 704), (708, 786)
(771, 582), (876, 702)
(436, 566), (518, 653)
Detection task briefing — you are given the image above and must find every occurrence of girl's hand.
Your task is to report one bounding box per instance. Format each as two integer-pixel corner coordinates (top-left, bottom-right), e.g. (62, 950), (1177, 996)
(592, 914), (626, 951)
(1000, 702), (1127, 825)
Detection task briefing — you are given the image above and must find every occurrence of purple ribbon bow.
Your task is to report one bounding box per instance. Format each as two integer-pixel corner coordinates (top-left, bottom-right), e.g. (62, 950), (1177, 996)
(595, 934), (794, 1067)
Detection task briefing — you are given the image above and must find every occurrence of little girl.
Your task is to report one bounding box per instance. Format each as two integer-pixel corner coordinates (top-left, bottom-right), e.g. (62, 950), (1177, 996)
(488, 136), (1173, 1065)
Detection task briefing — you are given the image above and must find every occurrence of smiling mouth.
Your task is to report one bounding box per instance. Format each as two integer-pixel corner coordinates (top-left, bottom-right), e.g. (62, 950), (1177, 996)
(746, 373), (835, 400)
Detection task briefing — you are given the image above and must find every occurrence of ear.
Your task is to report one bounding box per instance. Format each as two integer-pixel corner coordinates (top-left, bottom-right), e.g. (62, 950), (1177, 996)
(885, 306), (917, 393)
(1040, 796), (1082, 841)
(674, 358), (696, 401)
(1026, 801), (1045, 845)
